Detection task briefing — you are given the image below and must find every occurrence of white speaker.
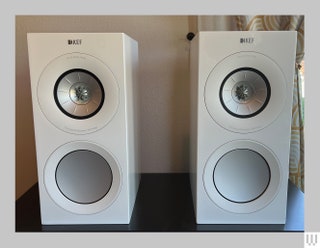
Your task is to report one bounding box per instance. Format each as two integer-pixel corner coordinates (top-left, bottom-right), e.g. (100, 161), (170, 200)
(27, 33), (140, 224)
(190, 31), (297, 224)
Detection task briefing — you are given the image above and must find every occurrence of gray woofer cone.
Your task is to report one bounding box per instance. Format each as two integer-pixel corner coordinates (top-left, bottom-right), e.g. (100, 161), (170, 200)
(54, 68), (105, 119)
(219, 67), (271, 118)
(55, 150), (113, 204)
(213, 149), (271, 203)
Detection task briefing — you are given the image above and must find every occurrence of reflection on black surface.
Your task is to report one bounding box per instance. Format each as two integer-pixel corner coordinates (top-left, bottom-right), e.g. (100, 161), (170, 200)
(16, 173), (304, 232)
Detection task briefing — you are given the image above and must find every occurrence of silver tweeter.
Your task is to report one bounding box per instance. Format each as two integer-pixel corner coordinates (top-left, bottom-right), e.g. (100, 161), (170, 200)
(54, 69), (104, 119)
(220, 67), (270, 118)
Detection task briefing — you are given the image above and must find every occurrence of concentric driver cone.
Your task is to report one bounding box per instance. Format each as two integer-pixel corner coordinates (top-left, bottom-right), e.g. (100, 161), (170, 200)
(219, 67), (271, 118)
(54, 69), (105, 119)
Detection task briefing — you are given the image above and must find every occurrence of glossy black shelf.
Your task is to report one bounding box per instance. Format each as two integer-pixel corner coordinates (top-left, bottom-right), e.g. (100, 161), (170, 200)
(16, 173), (304, 232)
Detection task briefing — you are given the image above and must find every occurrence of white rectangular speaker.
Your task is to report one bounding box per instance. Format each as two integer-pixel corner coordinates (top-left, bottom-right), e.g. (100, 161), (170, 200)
(190, 31), (297, 224)
(27, 33), (140, 224)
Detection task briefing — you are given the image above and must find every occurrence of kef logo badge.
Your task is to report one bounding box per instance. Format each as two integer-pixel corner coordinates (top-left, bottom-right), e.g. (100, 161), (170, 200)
(68, 39), (82, 45)
(240, 37), (254, 44)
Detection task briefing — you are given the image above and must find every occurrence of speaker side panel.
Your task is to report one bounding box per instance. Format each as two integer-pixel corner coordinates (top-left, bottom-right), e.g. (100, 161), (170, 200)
(189, 34), (200, 215)
(123, 34), (141, 217)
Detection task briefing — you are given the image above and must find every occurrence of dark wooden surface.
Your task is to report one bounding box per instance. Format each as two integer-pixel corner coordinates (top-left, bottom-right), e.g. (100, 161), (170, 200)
(16, 173), (304, 232)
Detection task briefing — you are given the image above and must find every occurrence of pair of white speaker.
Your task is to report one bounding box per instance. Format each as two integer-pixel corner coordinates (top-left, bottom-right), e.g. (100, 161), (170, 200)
(27, 31), (296, 225)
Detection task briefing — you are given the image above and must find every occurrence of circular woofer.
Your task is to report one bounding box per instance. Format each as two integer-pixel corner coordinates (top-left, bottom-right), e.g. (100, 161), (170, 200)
(54, 69), (104, 119)
(220, 68), (271, 118)
(55, 150), (113, 204)
(213, 149), (270, 203)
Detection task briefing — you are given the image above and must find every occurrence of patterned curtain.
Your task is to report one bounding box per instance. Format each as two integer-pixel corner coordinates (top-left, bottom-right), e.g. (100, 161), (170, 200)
(197, 15), (305, 192)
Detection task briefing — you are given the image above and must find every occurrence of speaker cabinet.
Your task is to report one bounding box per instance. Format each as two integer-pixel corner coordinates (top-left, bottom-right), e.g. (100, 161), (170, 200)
(27, 33), (140, 224)
(190, 31), (297, 224)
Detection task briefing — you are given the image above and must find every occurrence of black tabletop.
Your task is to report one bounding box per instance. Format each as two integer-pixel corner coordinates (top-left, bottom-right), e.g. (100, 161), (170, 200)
(16, 173), (304, 232)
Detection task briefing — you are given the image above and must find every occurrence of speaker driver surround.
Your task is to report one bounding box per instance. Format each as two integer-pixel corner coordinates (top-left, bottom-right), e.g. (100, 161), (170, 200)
(204, 51), (287, 133)
(36, 52), (119, 134)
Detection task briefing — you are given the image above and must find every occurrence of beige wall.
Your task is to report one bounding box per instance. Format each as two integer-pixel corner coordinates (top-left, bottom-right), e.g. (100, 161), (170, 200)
(16, 16), (198, 199)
